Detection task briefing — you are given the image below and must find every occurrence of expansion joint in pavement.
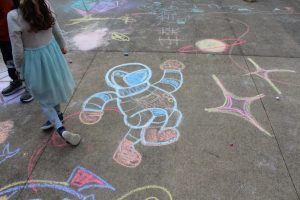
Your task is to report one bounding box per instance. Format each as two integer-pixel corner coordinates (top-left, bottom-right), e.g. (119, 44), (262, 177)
(243, 56), (300, 200)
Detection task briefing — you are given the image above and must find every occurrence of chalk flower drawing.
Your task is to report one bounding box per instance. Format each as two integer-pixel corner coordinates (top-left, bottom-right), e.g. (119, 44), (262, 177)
(0, 166), (115, 199)
(245, 58), (296, 95)
(0, 143), (20, 165)
(205, 75), (272, 137)
(80, 60), (184, 168)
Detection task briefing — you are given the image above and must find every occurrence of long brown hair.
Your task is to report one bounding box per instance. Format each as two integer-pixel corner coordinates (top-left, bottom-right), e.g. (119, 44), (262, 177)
(20, 0), (55, 32)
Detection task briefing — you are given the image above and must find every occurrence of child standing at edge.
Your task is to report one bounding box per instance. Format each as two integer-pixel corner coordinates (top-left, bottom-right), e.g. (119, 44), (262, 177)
(8, 0), (81, 145)
(0, 0), (33, 102)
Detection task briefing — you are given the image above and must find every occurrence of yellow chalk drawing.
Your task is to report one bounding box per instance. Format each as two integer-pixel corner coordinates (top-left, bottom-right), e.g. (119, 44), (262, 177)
(111, 32), (130, 41)
(116, 185), (173, 200)
(67, 15), (136, 25)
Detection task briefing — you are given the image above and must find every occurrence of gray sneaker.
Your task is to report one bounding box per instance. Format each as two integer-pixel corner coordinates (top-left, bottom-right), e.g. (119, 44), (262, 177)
(1, 80), (23, 96)
(62, 131), (81, 146)
(20, 90), (34, 103)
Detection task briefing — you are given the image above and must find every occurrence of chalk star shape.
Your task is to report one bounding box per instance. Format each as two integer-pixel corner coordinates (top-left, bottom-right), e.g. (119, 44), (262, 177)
(245, 58), (296, 94)
(205, 75), (272, 137)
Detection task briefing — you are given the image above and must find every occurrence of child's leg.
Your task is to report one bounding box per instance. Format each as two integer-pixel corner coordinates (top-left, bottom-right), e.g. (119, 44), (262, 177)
(41, 105), (63, 130)
(54, 104), (63, 119)
(0, 41), (23, 96)
(40, 104), (63, 130)
(0, 41), (33, 102)
(54, 104), (61, 113)
(41, 105), (81, 146)
(0, 41), (19, 81)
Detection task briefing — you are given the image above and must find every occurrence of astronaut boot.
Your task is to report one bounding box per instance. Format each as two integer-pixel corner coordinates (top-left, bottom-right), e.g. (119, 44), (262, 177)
(113, 138), (142, 168)
(142, 127), (180, 146)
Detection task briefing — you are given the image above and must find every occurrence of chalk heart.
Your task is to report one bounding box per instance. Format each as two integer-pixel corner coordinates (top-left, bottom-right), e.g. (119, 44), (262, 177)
(0, 120), (14, 144)
(113, 138), (142, 168)
(79, 111), (104, 125)
(160, 60), (185, 70)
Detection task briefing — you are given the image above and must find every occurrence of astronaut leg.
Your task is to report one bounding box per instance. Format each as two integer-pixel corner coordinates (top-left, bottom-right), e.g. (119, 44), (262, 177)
(141, 109), (182, 146)
(113, 129), (142, 168)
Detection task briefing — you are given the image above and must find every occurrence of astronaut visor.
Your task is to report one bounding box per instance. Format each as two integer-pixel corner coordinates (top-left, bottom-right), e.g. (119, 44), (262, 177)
(123, 69), (150, 86)
(106, 63), (152, 88)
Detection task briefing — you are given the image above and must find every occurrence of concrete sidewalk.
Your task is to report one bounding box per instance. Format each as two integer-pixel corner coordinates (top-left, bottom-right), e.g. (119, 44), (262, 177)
(0, 0), (300, 199)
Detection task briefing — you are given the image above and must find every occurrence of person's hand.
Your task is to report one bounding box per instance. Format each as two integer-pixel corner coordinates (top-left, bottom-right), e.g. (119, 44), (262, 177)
(61, 47), (68, 54)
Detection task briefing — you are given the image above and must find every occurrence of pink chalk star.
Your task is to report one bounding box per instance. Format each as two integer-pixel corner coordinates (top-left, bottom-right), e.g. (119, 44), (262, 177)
(245, 58), (295, 94)
(205, 75), (272, 137)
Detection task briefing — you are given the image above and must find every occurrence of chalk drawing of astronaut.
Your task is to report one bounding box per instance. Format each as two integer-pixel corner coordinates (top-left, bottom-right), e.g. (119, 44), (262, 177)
(80, 60), (184, 168)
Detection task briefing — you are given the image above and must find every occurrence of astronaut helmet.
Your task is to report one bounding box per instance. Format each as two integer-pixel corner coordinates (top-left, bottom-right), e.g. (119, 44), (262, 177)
(105, 63), (152, 90)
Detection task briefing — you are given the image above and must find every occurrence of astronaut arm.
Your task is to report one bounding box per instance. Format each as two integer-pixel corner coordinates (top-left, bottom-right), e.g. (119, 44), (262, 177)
(153, 60), (184, 93)
(80, 91), (117, 125)
(153, 69), (183, 93)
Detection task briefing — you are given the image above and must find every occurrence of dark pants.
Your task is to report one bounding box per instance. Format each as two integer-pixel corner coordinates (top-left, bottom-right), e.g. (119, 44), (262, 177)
(0, 40), (19, 81)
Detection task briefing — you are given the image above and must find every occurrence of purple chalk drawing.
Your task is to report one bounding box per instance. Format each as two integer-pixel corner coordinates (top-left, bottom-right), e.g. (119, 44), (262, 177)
(73, 0), (127, 16)
(0, 143), (20, 165)
(205, 75), (272, 137)
(245, 58), (296, 95)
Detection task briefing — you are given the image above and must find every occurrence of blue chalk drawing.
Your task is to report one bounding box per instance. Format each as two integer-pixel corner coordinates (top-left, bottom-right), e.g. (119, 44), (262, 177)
(0, 143), (20, 165)
(80, 60), (185, 168)
(0, 166), (115, 199)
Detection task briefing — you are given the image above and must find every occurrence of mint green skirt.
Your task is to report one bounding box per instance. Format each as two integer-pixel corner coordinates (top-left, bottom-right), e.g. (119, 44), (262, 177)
(22, 39), (75, 107)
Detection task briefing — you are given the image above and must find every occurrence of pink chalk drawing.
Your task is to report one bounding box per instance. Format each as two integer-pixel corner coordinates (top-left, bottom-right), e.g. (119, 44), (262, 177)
(72, 28), (109, 51)
(284, 7), (295, 14)
(113, 138), (142, 168)
(245, 58), (296, 95)
(178, 38), (246, 53)
(205, 75), (272, 137)
(0, 120), (14, 144)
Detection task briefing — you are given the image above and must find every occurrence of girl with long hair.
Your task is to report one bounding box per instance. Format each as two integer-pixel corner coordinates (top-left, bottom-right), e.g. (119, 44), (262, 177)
(7, 0), (81, 145)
